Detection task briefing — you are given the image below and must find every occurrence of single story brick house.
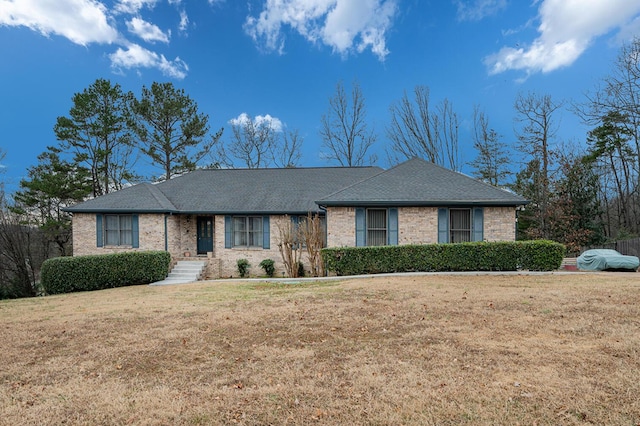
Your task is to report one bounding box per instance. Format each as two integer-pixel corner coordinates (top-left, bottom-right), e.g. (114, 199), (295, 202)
(66, 158), (527, 278)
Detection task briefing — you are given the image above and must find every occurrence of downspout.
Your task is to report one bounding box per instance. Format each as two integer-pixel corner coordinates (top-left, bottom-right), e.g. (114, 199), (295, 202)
(318, 205), (328, 277)
(164, 213), (169, 252)
(515, 205), (524, 241)
(319, 205), (328, 246)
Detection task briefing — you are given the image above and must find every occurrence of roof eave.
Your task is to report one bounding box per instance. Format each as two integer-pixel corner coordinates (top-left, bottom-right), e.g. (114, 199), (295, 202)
(64, 208), (179, 214)
(316, 200), (530, 207)
(64, 208), (327, 215)
(176, 209), (325, 215)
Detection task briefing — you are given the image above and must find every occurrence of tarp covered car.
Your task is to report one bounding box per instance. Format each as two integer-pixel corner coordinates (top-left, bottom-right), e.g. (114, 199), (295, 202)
(577, 249), (639, 271)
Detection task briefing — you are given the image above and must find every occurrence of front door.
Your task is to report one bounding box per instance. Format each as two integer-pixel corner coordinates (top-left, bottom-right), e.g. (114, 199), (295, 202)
(197, 216), (214, 255)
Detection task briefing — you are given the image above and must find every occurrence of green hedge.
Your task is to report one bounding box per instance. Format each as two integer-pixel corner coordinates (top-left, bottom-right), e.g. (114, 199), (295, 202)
(322, 240), (565, 276)
(41, 251), (171, 295)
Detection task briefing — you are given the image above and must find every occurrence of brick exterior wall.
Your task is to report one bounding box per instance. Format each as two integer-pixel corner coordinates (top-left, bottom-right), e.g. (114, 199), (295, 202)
(483, 206), (517, 241)
(326, 207), (356, 248)
(72, 213), (168, 256)
(398, 207), (439, 245)
(72, 206), (517, 279)
(212, 215), (292, 279)
(324, 206), (517, 247)
(72, 213), (312, 279)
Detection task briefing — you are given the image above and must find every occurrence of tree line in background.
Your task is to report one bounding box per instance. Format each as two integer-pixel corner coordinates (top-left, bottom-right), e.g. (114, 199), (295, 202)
(2, 38), (640, 298)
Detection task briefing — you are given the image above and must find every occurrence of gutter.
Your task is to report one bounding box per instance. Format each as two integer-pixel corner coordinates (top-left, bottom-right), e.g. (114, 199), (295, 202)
(315, 200), (530, 208)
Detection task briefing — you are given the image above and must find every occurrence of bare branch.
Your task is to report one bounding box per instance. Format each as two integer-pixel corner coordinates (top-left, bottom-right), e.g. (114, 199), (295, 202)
(320, 81), (377, 166)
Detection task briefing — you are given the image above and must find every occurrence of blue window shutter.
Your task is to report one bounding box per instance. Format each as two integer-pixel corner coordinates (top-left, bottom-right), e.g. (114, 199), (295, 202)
(473, 207), (484, 242)
(438, 208), (449, 243)
(291, 215), (299, 226)
(263, 216), (270, 249)
(388, 208), (398, 245)
(131, 214), (139, 248)
(96, 214), (103, 247)
(224, 216), (232, 249)
(355, 208), (365, 247)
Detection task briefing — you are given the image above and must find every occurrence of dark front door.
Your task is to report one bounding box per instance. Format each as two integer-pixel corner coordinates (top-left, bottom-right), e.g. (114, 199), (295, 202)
(197, 216), (214, 255)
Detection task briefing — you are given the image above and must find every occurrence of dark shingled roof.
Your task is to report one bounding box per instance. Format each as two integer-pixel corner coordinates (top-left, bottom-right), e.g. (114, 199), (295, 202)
(66, 158), (527, 214)
(317, 157), (527, 207)
(64, 182), (176, 213)
(66, 166), (383, 214)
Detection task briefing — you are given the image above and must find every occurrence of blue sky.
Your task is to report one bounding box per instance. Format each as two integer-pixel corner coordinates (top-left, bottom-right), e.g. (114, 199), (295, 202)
(1, 0), (640, 192)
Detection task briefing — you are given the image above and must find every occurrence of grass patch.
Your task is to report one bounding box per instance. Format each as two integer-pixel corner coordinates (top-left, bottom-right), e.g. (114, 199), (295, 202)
(1, 273), (639, 425)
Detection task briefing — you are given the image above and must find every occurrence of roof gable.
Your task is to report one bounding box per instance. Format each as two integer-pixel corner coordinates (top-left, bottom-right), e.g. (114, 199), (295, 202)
(317, 157), (527, 206)
(66, 183), (177, 213)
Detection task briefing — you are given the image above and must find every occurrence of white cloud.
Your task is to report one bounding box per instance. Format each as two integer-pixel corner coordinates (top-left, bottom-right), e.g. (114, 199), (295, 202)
(455, 0), (507, 22)
(616, 15), (640, 44)
(0, 0), (190, 79)
(244, 0), (397, 61)
(178, 10), (189, 32)
(229, 113), (284, 132)
(485, 0), (640, 75)
(0, 0), (118, 45)
(114, 0), (159, 14)
(127, 17), (170, 43)
(109, 43), (188, 79)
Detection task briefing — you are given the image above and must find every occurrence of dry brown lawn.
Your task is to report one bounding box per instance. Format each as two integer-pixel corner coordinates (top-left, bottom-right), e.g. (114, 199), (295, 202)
(1, 272), (639, 425)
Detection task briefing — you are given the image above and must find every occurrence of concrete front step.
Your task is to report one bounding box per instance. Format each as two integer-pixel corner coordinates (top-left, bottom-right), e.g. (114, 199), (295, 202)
(151, 260), (207, 286)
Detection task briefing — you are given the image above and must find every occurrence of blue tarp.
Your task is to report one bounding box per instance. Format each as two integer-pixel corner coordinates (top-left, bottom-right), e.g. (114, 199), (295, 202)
(577, 249), (639, 271)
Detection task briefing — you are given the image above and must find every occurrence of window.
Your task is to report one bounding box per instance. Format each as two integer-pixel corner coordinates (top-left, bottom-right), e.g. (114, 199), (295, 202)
(232, 216), (263, 247)
(449, 209), (471, 243)
(104, 214), (133, 246)
(367, 209), (387, 246)
(438, 207), (484, 244)
(356, 208), (397, 247)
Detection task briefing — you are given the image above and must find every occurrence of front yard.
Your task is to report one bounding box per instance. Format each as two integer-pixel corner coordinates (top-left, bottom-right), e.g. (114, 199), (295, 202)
(1, 273), (639, 425)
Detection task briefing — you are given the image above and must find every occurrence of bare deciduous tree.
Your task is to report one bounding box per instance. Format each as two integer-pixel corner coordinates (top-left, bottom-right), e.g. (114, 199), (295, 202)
(277, 217), (302, 278)
(225, 114), (278, 169)
(218, 114), (304, 169)
(320, 81), (377, 166)
(274, 129), (303, 168)
(0, 183), (43, 299)
(386, 85), (460, 170)
(299, 213), (325, 277)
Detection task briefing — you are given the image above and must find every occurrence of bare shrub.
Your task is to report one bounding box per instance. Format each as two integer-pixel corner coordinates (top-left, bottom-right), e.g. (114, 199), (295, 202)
(0, 208), (41, 298)
(277, 216), (301, 277)
(299, 213), (325, 277)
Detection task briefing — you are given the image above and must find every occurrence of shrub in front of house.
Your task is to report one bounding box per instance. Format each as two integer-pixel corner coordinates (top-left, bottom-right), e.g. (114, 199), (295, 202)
(237, 258), (250, 278)
(259, 259), (275, 277)
(322, 240), (565, 276)
(41, 251), (171, 295)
